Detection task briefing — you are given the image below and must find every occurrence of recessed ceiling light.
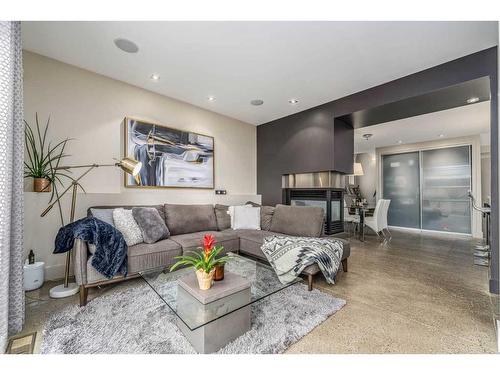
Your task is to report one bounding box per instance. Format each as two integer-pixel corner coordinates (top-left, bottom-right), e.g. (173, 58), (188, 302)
(114, 38), (139, 53)
(398, 140), (403, 144)
(467, 97), (480, 104)
(150, 74), (160, 81)
(439, 134), (444, 138)
(250, 99), (264, 106)
(288, 99), (299, 104)
(207, 96), (216, 102)
(362, 133), (373, 141)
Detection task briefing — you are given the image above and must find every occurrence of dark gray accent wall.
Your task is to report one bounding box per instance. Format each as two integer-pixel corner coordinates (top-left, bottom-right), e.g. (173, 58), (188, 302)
(333, 118), (354, 174)
(257, 109), (336, 206)
(257, 46), (498, 293)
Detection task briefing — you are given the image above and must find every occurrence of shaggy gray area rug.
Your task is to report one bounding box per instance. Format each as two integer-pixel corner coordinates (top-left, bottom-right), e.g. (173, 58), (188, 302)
(40, 282), (345, 354)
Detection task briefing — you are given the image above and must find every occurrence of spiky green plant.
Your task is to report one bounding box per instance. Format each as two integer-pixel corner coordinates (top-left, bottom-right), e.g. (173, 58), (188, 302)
(24, 113), (76, 201)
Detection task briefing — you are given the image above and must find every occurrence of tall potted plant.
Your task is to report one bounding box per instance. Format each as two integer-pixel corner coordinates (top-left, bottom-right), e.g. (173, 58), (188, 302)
(24, 113), (73, 195)
(170, 234), (229, 290)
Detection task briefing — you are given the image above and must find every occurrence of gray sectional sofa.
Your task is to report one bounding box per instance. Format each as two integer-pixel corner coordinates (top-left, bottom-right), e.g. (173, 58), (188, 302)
(75, 203), (350, 306)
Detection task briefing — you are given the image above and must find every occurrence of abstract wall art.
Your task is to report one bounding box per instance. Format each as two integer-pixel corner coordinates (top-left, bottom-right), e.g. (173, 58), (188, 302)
(124, 117), (214, 188)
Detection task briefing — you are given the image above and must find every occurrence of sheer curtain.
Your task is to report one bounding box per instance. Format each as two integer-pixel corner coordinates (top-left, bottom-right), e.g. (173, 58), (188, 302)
(0, 21), (24, 353)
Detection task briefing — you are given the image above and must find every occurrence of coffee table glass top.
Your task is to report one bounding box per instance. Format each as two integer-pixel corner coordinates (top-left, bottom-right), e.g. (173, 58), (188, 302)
(139, 253), (300, 331)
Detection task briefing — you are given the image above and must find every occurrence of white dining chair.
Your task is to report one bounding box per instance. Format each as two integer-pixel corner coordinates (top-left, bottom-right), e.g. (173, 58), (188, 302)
(363, 199), (391, 241)
(380, 199), (392, 240)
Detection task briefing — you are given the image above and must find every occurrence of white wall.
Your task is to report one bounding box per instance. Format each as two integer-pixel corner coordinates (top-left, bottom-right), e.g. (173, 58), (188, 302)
(354, 153), (377, 206)
(481, 145), (491, 204)
(23, 51), (259, 280)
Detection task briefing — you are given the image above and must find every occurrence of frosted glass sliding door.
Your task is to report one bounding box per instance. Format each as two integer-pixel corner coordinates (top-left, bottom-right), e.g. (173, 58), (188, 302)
(382, 146), (472, 234)
(421, 146), (471, 234)
(382, 152), (421, 229)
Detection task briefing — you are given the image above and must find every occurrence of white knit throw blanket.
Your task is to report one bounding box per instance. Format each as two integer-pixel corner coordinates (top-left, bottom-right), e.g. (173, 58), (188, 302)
(261, 235), (344, 285)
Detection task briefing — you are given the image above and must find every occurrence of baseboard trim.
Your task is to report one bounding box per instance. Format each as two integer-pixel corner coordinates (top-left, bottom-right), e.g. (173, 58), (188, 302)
(44, 264), (71, 281)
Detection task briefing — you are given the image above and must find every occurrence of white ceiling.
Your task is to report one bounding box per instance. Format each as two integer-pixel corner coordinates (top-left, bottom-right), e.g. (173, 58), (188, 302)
(354, 101), (491, 154)
(21, 21), (498, 125)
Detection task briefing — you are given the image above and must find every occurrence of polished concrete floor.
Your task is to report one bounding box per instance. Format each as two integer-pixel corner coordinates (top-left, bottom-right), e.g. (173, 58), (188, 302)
(17, 229), (499, 354)
(288, 230), (498, 353)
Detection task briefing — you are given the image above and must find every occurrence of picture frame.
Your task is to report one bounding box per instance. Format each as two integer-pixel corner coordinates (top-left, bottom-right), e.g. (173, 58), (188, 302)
(123, 117), (214, 189)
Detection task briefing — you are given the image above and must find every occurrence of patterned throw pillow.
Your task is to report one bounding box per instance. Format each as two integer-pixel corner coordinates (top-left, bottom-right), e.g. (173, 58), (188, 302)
(132, 207), (169, 244)
(112, 208), (143, 246)
(260, 206), (275, 231)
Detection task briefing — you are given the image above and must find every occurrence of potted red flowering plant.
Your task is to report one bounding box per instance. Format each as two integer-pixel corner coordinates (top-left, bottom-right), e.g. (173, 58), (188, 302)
(170, 234), (229, 290)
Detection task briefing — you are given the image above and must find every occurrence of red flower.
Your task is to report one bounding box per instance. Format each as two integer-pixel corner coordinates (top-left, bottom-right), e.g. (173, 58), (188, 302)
(203, 234), (216, 257)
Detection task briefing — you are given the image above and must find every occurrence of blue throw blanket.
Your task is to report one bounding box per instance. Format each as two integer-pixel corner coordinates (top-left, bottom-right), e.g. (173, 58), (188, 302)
(54, 217), (128, 279)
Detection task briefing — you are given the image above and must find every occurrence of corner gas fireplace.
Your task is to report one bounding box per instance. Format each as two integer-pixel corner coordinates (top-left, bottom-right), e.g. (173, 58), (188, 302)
(283, 188), (344, 235)
(282, 171), (346, 235)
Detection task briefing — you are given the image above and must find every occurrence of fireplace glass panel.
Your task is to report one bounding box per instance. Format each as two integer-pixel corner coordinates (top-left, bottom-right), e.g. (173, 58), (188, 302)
(290, 200), (327, 218)
(331, 200), (341, 222)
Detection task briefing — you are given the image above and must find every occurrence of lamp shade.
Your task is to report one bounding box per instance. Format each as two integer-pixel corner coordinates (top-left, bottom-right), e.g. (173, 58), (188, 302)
(353, 162), (364, 176)
(117, 157), (142, 177)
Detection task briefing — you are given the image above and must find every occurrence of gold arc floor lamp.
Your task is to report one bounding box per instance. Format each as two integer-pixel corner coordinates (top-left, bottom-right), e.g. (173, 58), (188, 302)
(41, 157), (142, 299)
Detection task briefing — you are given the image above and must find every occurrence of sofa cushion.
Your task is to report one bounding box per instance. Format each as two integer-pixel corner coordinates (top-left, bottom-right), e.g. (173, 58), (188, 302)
(170, 231), (239, 255)
(86, 239), (182, 283)
(230, 228), (351, 269)
(128, 239), (182, 274)
(270, 204), (324, 237)
(214, 204), (231, 231)
(132, 207), (170, 243)
(164, 204), (217, 235)
(231, 229), (282, 260)
(233, 228), (324, 274)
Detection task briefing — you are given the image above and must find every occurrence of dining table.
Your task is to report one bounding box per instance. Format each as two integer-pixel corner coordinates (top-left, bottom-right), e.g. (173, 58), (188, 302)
(348, 205), (375, 242)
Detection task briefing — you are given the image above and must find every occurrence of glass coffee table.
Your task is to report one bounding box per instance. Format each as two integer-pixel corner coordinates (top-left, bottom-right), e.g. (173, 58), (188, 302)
(140, 253), (300, 353)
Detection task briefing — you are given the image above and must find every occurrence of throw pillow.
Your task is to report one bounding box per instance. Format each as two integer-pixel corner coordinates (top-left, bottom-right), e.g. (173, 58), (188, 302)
(113, 208), (143, 246)
(90, 208), (115, 227)
(232, 206), (261, 230)
(260, 205), (275, 231)
(228, 204), (252, 228)
(245, 201), (275, 230)
(132, 207), (170, 244)
(214, 204), (231, 230)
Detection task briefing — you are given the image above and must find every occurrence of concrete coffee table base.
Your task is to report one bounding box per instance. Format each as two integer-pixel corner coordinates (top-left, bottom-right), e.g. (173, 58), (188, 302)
(176, 272), (251, 353)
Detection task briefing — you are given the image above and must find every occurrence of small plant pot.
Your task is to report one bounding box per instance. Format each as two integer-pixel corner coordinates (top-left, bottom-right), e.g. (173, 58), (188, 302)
(196, 269), (215, 290)
(214, 264), (225, 281)
(33, 178), (51, 193)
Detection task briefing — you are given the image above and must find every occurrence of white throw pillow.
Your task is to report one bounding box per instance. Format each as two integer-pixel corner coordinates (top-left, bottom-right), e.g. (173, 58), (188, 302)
(227, 204), (252, 228)
(232, 206), (261, 230)
(112, 208), (143, 246)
